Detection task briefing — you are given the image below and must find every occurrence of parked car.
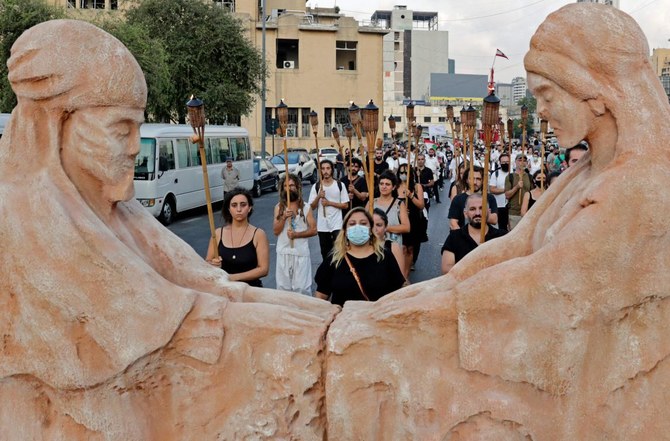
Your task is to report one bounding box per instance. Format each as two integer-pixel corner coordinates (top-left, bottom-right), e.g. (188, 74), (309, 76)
(270, 152), (317, 183)
(252, 158), (279, 197)
(317, 147), (339, 164)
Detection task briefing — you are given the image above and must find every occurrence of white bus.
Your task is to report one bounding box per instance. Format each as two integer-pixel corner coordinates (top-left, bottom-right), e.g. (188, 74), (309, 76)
(134, 123), (253, 224)
(0, 113), (11, 137)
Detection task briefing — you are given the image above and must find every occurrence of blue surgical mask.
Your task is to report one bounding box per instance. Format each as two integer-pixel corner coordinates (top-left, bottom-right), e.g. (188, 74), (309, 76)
(399, 173), (407, 182)
(357, 170), (365, 178)
(347, 224), (371, 245)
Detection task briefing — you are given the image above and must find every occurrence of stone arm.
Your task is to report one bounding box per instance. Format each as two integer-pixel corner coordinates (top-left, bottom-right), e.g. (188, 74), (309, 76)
(118, 201), (335, 318)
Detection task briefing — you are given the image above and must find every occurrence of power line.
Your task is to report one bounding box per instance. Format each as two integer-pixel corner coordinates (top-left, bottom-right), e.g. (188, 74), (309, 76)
(339, 0), (557, 24)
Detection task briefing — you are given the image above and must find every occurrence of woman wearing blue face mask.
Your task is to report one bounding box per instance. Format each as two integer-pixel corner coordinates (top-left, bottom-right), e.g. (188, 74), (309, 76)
(314, 207), (405, 306)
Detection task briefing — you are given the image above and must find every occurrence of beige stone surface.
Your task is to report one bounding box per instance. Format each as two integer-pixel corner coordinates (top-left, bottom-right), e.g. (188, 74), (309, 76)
(0, 20), (337, 440)
(4, 4), (670, 440)
(326, 4), (670, 440)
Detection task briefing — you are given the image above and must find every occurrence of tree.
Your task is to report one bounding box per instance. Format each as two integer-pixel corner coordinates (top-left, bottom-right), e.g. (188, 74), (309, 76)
(92, 17), (173, 121)
(126, 0), (266, 124)
(517, 96), (537, 115)
(512, 118), (535, 140)
(0, 0), (64, 112)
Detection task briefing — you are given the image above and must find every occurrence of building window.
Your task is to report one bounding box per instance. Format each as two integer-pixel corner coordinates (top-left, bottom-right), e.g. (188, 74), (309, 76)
(67, 0), (76, 7)
(438, 117), (446, 122)
(213, 0), (235, 12)
(111, 0), (117, 9)
(277, 39), (299, 69)
(394, 41), (400, 51)
(424, 117), (431, 123)
(301, 108), (312, 137)
(80, 0), (105, 9)
(286, 108), (298, 137)
(336, 41), (357, 71)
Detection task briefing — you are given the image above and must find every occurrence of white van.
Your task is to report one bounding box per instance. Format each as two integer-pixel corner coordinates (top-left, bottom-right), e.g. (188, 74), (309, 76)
(0, 113), (11, 137)
(134, 123), (253, 224)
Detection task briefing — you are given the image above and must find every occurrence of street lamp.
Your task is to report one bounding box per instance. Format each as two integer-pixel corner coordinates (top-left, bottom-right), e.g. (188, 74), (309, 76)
(276, 99), (293, 246)
(362, 99), (379, 214)
(521, 104), (529, 156)
(186, 96), (218, 258)
(310, 110), (324, 214)
(464, 104), (477, 192)
(480, 91), (501, 242)
(540, 119), (549, 190)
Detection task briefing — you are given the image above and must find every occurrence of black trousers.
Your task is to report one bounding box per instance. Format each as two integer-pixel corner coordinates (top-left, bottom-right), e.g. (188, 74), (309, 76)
(318, 230), (340, 261)
(497, 206), (509, 233)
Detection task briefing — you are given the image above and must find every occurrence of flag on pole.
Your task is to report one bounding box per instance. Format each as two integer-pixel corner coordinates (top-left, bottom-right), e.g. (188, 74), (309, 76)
(495, 49), (509, 59)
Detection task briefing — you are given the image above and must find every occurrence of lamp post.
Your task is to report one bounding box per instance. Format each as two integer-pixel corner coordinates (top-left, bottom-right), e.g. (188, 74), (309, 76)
(362, 100), (379, 215)
(454, 117), (462, 168)
(480, 91), (500, 243)
(405, 101), (415, 203)
(331, 126), (342, 179)
(414, 124), (422, 168)
(521, 104), (529, 157)
(310, 110), (325, 215)
(349, 102), (368, 180)
(186, 96), (218, 259)
(276, 99), (293, 247)
(388, 114), (396, 156)
(446, 105), (459, 177)
(540, 119), (548, 190)
(463, 104), (477, 192)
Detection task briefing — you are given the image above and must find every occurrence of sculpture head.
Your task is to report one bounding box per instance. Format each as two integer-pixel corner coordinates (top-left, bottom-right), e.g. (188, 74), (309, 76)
(524, 4), (669, 152)
(6, 19), (147, 208)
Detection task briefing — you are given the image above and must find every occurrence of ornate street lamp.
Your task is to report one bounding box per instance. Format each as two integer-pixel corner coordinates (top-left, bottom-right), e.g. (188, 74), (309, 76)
(276, 99), (293, 246)
(310, 110), (325, 214)
(186, 96), (218, 258)
(463, 104), (477, 192)
(540, 119), (549, 190)
(362, 99), (379, 214)
(480, 91), (501, 242)
(521, 104), (529, 155)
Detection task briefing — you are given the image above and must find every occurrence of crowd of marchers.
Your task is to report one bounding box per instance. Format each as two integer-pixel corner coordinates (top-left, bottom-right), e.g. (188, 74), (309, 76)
(204, 138), (588, 306)
(441, 139), (587, 274)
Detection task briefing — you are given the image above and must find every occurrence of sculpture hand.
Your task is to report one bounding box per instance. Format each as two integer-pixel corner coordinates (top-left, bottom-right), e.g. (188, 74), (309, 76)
(241, 286), (339, 321)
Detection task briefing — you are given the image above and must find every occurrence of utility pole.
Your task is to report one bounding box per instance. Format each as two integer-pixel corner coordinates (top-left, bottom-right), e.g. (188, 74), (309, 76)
(260, 0), (267, 157)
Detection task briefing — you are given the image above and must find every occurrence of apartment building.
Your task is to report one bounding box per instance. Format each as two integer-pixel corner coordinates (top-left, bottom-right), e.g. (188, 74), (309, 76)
(234, 0), (387, 152)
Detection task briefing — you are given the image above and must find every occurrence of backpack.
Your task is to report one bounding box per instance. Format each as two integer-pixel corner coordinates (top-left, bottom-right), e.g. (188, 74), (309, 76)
(315, 180), (348, 217)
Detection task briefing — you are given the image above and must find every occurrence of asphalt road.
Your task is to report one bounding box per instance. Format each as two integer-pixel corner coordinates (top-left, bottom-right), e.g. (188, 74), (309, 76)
(166, 182), (452, 292)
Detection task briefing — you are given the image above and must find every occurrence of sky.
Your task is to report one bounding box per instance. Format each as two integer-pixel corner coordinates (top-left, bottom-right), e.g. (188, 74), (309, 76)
(309, 0), (669, 83)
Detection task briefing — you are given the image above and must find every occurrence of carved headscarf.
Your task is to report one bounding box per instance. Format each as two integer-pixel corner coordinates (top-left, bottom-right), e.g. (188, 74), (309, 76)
(0, 20), (196, 390)
(524, 4), (670, 154)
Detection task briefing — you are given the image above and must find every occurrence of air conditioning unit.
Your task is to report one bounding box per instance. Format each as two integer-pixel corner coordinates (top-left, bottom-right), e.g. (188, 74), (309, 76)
(283, 60), (295, 69)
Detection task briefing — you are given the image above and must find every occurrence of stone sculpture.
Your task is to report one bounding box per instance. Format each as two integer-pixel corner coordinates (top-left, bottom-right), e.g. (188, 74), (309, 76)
(0, 19), (337, 441)
(326, 4), (670, 440)
(2, 3), (670, 440)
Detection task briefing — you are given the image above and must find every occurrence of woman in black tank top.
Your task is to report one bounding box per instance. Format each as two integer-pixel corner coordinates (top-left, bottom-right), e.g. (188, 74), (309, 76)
(206, 188), (269, 287)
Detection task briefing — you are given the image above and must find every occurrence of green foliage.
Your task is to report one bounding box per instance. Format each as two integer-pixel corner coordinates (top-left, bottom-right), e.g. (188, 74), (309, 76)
(92, 17), (173, 121)
(0, 0), (64, 112)
(126, 0), (266, 124)
(516, 96), (537, 114)
(512, 118), (534, 140)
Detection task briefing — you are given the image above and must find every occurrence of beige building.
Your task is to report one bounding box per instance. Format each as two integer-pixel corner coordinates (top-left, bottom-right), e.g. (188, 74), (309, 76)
(46, 0), (387, 154)
(651, 48), (670, 77)
(47, 0), (126, 11)
(235, 0), (387, 154)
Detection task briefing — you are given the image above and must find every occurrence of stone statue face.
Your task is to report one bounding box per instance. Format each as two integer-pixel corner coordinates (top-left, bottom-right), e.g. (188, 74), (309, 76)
(62, 106), (144, 204)
(528, 72), (593, 148)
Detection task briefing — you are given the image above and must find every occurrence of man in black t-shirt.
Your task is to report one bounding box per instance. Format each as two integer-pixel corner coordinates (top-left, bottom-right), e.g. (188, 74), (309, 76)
(441, 193), (506, 274)
(341, 157), (369, 210)
(415, 153), (435, 212)
(448, 165), (498, 230)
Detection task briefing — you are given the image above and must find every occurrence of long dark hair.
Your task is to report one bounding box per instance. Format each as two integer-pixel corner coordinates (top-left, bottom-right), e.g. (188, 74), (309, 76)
(221, 187), (253, 224)
(276, 173), (305, 221)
